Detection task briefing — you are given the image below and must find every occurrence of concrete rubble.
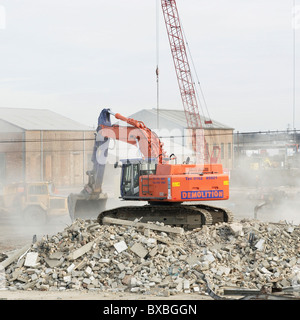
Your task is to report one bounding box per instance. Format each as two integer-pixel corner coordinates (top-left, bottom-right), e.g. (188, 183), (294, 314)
(1, 218), (300, 297)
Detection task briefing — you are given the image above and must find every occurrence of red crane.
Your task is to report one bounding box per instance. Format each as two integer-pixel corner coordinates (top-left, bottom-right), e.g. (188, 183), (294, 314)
(160, 0), (218, 163)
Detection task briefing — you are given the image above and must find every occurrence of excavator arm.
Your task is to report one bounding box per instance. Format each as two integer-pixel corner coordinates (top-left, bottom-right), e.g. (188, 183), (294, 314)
(98, 109), (167, 163)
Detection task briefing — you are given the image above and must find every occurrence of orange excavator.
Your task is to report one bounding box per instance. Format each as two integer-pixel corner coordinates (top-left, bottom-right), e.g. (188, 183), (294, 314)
(68, 108), (233, 229)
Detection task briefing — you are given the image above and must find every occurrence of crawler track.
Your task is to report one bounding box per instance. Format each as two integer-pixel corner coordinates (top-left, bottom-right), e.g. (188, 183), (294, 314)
(97, 203), (233, 230)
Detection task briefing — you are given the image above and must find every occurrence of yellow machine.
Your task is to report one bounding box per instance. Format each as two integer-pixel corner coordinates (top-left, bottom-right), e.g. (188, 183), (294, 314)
(0, 181), (68, 224)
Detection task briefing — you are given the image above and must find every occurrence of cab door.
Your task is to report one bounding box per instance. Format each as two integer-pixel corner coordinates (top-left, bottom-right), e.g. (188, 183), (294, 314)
(120, 163), (140, 197)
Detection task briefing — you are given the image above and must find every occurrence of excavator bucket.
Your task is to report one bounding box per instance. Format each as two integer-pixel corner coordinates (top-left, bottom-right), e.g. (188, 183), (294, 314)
(68, 192), (108, 221)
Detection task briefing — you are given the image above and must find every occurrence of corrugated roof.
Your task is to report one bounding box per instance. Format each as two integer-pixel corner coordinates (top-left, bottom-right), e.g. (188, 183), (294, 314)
(132, 108), (233, 130)
(0, 108), (93, 131)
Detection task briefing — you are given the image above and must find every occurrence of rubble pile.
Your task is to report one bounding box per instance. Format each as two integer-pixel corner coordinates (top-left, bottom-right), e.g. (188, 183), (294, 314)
(185, 220), (300, 294)
(2, 218), (300, 296)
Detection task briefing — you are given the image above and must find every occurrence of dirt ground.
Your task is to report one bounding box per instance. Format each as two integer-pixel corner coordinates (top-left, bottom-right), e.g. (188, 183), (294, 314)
(1, 186), (300, 300)
(0, 289), (211, 300)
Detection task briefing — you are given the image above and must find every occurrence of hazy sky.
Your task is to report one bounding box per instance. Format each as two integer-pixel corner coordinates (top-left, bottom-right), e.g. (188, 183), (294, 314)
(0, 0), (299, 132)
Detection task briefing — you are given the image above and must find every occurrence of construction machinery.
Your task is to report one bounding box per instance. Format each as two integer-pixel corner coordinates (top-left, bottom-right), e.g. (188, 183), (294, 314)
(67, 0), (233, 228)
(68, 108), (233, 229)
(0, 181), (68, 224)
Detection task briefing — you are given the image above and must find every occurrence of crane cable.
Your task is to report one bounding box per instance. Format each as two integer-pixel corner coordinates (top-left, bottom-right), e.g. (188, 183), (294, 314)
(156, 0), (160, 130)
(180, 22), (213, 126)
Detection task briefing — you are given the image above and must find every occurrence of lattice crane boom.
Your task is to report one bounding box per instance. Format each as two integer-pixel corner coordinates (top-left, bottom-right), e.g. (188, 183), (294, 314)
(161, 0), (202, 129)
(161, 0), (217, 162)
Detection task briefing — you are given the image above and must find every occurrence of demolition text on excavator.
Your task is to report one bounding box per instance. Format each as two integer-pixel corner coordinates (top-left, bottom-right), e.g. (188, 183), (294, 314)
(181, 190), (224, 199)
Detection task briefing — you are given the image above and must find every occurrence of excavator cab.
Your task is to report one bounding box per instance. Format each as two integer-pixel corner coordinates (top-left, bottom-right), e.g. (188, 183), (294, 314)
(121, 162), (140, 197)
(120, 160), (156, 198)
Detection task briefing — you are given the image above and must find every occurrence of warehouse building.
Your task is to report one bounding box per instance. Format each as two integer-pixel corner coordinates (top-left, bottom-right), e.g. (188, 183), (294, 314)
(0, 108), (94, 187)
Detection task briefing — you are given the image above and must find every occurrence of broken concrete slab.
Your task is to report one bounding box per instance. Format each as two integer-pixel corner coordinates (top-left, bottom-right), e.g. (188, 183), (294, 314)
(122, 275), (132, 286)
(117, 263), (125, 271)
(0, 244), (31, 269)
(113, 240), (128, 253)
(67, 241), (94, 261)
(217, 266), (231, 276)
(183, 279), (190, 290)
(85, 266), (92, 276)
(49, 251), (64, 260)
(24, 252), (39, 267)
(148, 246), (158, 257)
(229, 222), (244, 236)
(130, 243), (148, 258)
(67, 263), (75, 273)
(102, 216), (184, 234)
(186, 255), (200, 267)
(44, 258), (63, 268)
(255, 239), (265, 251)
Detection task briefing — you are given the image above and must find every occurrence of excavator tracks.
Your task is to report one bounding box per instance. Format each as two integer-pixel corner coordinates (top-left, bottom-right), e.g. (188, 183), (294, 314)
(97, 203), (233, 230)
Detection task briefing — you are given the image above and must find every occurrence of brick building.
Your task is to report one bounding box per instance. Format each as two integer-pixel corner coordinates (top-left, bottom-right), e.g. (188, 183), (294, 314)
(0, 108), (94, 187)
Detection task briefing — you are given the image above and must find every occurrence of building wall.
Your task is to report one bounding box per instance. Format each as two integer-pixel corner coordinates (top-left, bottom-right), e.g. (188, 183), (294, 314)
(205, 128), (233, 170)
(0, 130), (24, 185)
(25, 131), (40, 182)
(0, 127), (94, 187)
(181, 128), (233, 170)
(24, 130), (94, 186)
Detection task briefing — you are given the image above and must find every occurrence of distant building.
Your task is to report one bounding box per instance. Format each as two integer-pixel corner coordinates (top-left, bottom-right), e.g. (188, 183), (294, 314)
(234, 130), (300, 170)
(128, 109), (234, 170)
(0, 108), (94, 187)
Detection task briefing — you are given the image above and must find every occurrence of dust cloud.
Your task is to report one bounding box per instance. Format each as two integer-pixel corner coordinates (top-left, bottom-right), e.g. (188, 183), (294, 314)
(223, 160), (300, 224)
(0, 211), (72, 252)
(2, 142), (300, 252)
(0, 182), (72, 251)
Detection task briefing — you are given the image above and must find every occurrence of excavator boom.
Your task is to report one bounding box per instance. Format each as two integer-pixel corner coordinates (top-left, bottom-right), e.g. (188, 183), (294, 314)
(99, 110), (167, 164)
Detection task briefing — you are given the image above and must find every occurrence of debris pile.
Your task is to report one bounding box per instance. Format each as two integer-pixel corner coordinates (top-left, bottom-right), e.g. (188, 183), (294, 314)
(191, 221), (300, 295)
(1, 218), (300, 297)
